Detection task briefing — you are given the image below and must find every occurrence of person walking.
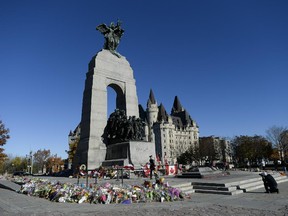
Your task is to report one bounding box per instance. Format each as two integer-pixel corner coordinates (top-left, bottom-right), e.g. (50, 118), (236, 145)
(149, 155), (155, 179)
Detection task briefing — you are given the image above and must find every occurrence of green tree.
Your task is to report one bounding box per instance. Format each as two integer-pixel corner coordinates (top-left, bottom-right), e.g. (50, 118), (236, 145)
(68, 137), (79, 164)
(0, 155), (27, 174)
(232, 135), (272, 165)
(177, 145), (202, 166)
(0, 120), (10, 164)
(199, 137), (217, 164)
(177, 147), (194, 165)
(11, 156), (27, 172)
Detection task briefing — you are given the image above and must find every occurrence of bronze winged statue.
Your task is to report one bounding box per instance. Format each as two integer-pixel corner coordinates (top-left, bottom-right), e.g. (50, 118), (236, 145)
(96, 20), (124, 57)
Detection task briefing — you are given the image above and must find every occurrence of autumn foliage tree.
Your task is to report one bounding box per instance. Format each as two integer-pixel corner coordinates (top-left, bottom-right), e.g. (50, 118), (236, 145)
(0, 120), (10, 164)
(46, 154), (64, 173)
(32, 150), (64, 174)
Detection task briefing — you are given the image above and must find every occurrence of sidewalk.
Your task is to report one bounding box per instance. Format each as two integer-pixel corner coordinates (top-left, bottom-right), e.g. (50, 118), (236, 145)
(1, 171), (288, 216)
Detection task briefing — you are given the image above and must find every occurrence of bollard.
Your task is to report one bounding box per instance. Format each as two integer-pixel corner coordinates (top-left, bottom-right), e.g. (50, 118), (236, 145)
(116, 167), (119, 181)
(121, 168), (124, 186)
(86, 171), (88, 188)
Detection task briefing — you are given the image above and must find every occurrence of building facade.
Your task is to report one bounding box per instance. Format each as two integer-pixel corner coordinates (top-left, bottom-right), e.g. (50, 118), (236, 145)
(199, 136), (233, 164)
(140, 90), (199, 165)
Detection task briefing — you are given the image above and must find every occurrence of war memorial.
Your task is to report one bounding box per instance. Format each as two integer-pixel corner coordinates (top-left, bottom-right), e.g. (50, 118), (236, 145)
(72, 21), (157, 171)
(71, 20), (203, 172)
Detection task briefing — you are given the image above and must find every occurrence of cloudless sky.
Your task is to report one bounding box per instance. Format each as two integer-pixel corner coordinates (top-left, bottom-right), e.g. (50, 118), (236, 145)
(1, 0), (287, 158)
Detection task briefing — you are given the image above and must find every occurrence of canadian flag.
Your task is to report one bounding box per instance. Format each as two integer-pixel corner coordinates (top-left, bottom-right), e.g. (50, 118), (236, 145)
(165, 165), (177, 175)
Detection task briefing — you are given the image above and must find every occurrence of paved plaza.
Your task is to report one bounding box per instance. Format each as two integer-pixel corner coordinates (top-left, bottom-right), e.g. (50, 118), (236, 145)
(1, 171), (288, 216)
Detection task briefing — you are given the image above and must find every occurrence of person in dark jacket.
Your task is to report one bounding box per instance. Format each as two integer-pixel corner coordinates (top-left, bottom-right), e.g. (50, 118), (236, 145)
(259, 172), (279, 193)
(149, 155), (155, 179)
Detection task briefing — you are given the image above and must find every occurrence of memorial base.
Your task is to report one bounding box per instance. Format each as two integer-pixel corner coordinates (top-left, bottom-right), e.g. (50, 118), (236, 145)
(102, 141), (155, 168)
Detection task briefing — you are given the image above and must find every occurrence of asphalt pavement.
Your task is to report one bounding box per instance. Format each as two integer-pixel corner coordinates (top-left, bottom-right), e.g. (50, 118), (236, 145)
(0, 171), (288, 216)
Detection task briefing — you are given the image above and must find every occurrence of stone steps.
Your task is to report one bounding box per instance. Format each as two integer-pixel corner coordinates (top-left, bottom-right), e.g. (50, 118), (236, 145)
(192, 185), (237, 191)
(191, 182), (242, 195)
(172, 173), (288, 196)
(193, 188), (243, 195)
(170, 182), (195, 194)
(237, 175), (288, 192)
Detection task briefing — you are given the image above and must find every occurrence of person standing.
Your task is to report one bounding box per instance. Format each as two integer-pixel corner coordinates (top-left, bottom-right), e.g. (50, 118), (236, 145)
(149, 155), (155, 179)
(247, 161), (251, 171)
(261, 160), (266, 170)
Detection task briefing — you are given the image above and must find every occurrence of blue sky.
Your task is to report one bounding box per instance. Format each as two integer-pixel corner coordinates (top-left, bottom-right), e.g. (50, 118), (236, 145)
(1, 1), (287, 158)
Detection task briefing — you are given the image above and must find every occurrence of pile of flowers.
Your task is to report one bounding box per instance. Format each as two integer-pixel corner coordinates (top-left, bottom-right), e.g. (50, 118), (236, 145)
(16, 177), (190, 204)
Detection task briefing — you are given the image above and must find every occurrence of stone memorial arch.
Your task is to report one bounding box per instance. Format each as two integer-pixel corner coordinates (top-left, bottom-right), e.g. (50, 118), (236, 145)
(74, 21), (155, 170)
(74, 49), (140, 169)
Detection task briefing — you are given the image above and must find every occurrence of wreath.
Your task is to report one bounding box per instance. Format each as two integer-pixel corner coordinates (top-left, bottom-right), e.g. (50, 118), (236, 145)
(79, 164), (87, 176)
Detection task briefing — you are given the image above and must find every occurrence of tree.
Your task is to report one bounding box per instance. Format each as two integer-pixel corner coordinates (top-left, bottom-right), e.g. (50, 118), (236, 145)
(68, 137), (79, 163)
(270, 148), (281, 161)
(46, 154), (64, 173)
(266, 126), (288, 160)
(0, 120), (10, 164)
(177, 146), (195, 165)
(231, 135), (273, 165)
(0, 155), (27, 174)
(280, 130), (288, 160)
(199, 137), (217, 164)
(33, 149), (51, 174)
(177, 144), (202, 166)
(11, 156), (27, 172)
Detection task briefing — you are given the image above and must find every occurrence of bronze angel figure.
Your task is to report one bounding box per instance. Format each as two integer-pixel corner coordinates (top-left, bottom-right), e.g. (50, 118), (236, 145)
(96, 20), (124, 57)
